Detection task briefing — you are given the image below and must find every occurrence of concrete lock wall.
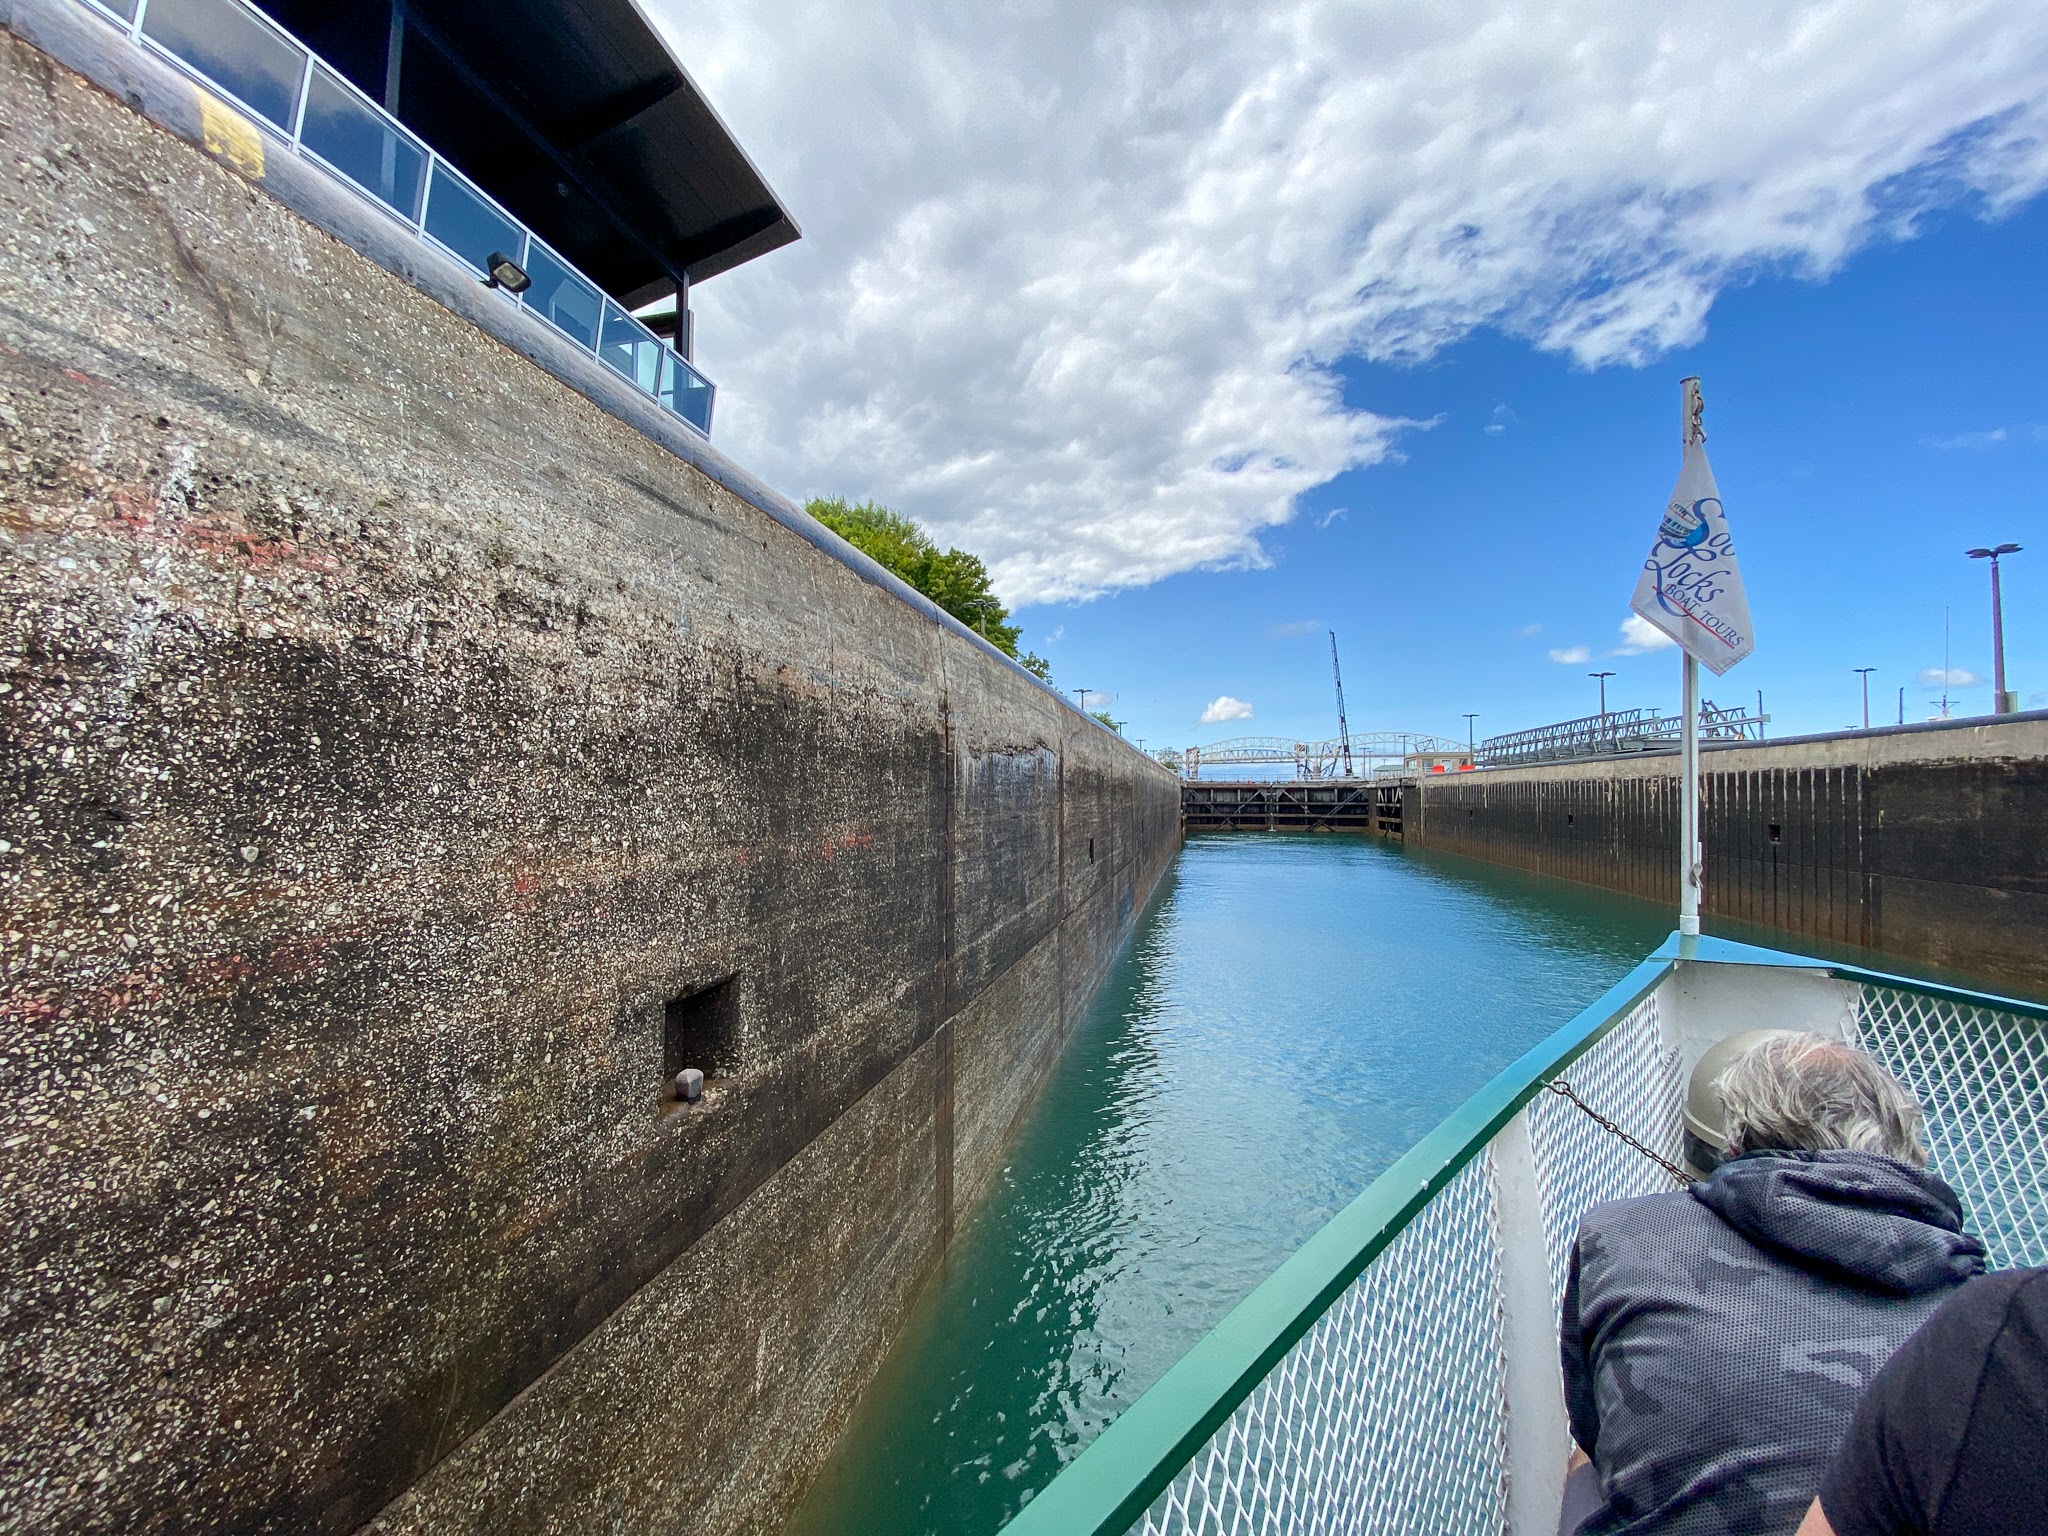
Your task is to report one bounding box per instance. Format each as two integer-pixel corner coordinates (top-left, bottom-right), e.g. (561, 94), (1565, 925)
(0, 18), (1180, 1535)
(1406, 717), (2048, 996)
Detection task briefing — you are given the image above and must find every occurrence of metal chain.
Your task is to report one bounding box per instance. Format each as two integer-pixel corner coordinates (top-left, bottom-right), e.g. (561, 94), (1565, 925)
(1543, 1078), (1693, 1188)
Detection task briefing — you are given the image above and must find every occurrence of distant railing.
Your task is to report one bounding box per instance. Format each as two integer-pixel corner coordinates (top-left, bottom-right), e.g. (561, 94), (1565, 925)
(1183, 732), (1466, 781)
(1480, 700), (1767, 768)
(72, 0), (715, 436)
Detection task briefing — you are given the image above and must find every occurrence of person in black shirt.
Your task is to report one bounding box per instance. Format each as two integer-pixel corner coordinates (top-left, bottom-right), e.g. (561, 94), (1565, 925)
(1798, 1265), (2048, 1536)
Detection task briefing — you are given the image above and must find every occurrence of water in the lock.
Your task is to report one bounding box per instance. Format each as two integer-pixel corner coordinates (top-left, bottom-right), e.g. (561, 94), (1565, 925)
(784, 833), (1671, 1536)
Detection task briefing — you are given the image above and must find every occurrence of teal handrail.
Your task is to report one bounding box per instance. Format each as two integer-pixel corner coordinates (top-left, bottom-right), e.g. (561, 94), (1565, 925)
(999, 929), (2046, 1536)
(995, 950), (1674, 1536)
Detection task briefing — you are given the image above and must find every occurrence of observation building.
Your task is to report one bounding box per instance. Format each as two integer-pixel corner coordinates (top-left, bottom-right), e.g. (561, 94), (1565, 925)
(87, 0), (800, 435)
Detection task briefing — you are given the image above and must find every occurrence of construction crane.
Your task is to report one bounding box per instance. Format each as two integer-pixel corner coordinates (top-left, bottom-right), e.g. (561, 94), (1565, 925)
(1329, 630), (1355, 778)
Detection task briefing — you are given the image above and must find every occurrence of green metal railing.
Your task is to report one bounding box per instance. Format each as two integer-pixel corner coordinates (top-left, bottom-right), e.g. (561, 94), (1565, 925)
(998, 934), (2048, 1536)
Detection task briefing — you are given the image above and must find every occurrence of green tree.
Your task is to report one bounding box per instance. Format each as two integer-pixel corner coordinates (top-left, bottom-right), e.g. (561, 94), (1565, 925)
(806, 496), (1049, 680)
(1090, 710), (1119, 733)
(808, 497), (929, 580)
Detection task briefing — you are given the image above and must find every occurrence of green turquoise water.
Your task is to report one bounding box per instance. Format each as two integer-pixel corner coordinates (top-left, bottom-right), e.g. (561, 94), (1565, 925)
(785, 833), (1671, 1536)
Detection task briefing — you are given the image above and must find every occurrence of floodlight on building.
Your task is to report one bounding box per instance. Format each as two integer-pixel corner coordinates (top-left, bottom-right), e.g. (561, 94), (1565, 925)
(485, 252), (531, 293)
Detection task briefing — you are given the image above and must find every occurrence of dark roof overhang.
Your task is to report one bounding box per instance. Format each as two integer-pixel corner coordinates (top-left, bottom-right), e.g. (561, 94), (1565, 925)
(256, 0), (799, 304)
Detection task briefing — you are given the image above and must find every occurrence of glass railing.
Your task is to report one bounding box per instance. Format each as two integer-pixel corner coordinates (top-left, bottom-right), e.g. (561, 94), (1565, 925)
(74, 0), (716, 437)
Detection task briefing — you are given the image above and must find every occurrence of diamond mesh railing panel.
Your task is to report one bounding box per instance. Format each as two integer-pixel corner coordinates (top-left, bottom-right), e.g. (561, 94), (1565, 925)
(1006, 962), (2048, 1536)
(1526, 994), (1684, 1313)
(1849, 984), (2048, 1269)
(1135, 1154), (1510, 1536)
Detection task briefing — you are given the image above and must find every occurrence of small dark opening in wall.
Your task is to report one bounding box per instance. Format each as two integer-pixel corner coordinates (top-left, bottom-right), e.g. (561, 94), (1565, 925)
(1088, 837), (1095, 863)
(1566, 814), (1575, 826)
(664, 976), (741, 1095)
(1767, 823), (1783, 844)
(1467, 808), (1476, 818)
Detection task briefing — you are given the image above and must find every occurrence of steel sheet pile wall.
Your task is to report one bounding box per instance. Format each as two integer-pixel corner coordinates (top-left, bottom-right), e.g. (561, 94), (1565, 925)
(1406, 721), (2048, 993)
(0, 24), (1179, 1536)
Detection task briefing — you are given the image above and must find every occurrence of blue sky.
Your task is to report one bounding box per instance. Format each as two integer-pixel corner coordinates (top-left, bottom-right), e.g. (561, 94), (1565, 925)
(1017, 194), (2048, 753)
(672, 0), (2048, 757)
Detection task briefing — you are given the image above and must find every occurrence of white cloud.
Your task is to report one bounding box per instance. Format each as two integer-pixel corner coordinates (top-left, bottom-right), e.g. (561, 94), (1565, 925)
(1268, 619), (1324, 638)
(1614, 613), (1679, 654)
(1485, 404), (1519, 436)
(1918, 666), (1985, 686)
(1200, 695), (1256, 724)
(1548, 645), (1593, 664)
(1514, 622), (1543, 637)
(1044, 625), (1065, 644)
(664, 0), (2048, 605)
(1922, 427), (2010, 449)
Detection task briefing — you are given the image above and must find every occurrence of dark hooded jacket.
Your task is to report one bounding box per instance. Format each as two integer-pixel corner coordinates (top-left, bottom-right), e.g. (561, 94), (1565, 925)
(1561, 1151), (1985, 1536)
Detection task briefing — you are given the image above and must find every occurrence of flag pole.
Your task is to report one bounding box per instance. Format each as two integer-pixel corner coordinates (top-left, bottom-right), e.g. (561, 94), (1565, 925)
(1679, 377), (1704, 938)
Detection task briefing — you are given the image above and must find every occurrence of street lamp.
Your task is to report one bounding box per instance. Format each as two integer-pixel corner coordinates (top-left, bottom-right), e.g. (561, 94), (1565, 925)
(1965, 544), (2022, 714)
(1462, 712), (1479, 766)
(1073, 687), (1094, 715)
(1589, 671), (1615, 752)
(1853, 668), (1876, 730)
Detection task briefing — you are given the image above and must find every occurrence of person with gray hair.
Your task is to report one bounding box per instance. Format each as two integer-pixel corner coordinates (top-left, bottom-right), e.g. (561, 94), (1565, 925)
(1716, 1033), (1930, 1167)
(1557, 1030), (1985, 1536)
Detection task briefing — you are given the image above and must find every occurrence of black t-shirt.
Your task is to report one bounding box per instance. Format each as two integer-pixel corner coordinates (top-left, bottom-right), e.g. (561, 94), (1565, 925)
(1820, 1266), (2048, 1536)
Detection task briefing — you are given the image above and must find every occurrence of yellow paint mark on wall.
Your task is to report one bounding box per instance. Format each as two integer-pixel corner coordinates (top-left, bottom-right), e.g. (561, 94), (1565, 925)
(196, 90), (265, 179)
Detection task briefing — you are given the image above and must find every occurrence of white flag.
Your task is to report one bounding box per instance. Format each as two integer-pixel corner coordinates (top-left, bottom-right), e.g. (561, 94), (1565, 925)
(1629, 439), (1754, 675)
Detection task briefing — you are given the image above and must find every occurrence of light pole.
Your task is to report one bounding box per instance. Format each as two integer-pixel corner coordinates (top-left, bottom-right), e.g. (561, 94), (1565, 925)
(1966, 544), (2022, 714)
(1589, 671), (1615, 752)
(1853, 667), (1876, 730)
(1462, 712), (1479, 766)
(1941, 607), (1953, 718)
(1074, 687), (1094, 715)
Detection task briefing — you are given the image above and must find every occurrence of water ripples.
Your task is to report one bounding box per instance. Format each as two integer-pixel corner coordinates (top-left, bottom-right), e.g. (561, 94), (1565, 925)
(785, 834), (1670, 1536)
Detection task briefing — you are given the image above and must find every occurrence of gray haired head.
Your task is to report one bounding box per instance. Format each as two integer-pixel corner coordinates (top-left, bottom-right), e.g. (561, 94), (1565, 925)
(1714, 1033), (1928, 1166)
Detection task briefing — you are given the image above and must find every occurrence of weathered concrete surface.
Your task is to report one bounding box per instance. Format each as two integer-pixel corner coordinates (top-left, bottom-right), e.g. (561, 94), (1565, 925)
(0, 25), (1179, 1536)
(1405, 718), (2048, 995)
